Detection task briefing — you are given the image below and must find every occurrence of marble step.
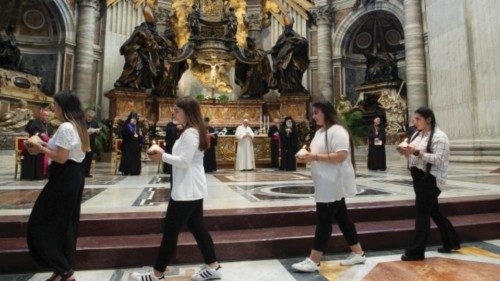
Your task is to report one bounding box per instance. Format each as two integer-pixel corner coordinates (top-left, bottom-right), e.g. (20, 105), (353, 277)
(2, 194), (499, 238)
(1, 212), (499, 273)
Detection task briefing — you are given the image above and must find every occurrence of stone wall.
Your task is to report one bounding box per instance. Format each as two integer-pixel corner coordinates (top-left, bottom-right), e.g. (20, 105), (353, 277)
(424, 0), (500, 162)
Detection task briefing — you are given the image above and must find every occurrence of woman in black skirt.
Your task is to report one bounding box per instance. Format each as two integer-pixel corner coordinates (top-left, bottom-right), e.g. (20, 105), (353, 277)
(26, 91), (90, 281)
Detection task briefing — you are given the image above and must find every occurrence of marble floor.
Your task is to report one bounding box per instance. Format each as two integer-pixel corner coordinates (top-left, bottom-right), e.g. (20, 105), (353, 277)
(1, 240), (499, 281)
(0, 149), (499, 216)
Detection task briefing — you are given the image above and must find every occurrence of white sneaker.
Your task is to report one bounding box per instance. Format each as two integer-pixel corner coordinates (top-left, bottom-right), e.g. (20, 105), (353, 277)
(340, 252), (366, 266)
(131, 267), (164, 281)
(191, 265), (223, 281)
(291, 258), (320, 272)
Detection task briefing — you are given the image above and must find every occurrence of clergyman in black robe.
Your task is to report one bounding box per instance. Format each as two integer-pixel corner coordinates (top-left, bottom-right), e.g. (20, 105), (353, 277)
(83, 110), (99, 177)
(21, 109), (53, 180)
(367, 117), (386, 171)
(119, 112), (143, 175)
(280, 117), (299, 171)
(162, 118), (182, 174)
(268, 118), (281, 169)
(203, 117), (218, 172)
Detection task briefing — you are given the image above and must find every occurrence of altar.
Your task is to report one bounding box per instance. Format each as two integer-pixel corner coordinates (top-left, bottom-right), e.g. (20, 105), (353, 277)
(216, 135), (270, 167)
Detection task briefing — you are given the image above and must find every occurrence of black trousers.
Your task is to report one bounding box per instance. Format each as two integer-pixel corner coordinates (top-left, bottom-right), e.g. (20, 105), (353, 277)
(405, 168), (461, 257)
(83, 151), (93, 176)
(313, 198), (359, 252)
(154, 199), (217, 272)
(27, 161), (85, 275)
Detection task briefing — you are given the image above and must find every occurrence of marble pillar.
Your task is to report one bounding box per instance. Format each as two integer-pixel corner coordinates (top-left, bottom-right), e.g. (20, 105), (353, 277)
(246, 6), (263, 48)
(75, 0), (99, 106)
(310, 5), (333, 101)
(403, 0), (427, 115)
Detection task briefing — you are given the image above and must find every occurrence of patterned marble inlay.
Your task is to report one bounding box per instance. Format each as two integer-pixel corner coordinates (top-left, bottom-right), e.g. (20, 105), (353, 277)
(0, 188), (105, 209)
(229, 184), (391, 202)
(215, 172), (311, 183)
(149, 175), (171, 184)
(132, 187), (171, 206)
(363, 257), (500, 281)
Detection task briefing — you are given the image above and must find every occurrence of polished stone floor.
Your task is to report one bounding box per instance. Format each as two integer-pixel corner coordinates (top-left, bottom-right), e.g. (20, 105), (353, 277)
(1, 240), (499, 281)
(1, 148), (499, 280)
(0, 149), (499, 216)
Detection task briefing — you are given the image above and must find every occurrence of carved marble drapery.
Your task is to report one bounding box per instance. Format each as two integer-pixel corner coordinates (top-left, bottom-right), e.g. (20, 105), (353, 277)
(403, 0), (427, 115)
(75, 0), (100, 106)
(310, 5), (333, 101)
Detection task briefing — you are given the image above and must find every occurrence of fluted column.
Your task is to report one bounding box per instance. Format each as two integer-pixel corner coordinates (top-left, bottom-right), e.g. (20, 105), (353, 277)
(246, 7), (263, 48)
(310, 5), (333, 101)
(403, 0), (427, 115)
(75, 0), (99, 106)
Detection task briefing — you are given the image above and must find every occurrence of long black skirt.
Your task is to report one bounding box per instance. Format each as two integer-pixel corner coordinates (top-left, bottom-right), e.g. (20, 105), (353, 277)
(27, 160), (85, 275)
(367, 145), (386, 170)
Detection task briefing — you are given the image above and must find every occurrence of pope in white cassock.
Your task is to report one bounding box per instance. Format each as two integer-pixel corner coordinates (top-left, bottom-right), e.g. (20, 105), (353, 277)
(235, 119), (255, 171)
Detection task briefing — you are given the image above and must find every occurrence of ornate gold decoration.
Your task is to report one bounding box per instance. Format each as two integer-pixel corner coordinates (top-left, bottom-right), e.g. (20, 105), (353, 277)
(189, 59), (234, 93)
(278, 96), (310, 122)
(107, 0), (157, 9)
(105, 89), (150, 122)
(200, 100), (263, 127)
(199, 0), (224, 21)
(217, 135), (270, 164)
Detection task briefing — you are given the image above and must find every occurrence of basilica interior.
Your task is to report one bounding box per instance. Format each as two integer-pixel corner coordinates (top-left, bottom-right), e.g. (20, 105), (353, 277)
(0, 0), (499, 280)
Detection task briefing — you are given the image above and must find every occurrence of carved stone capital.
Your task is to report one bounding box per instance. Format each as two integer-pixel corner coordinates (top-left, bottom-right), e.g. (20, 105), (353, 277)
(309, 5), (332, 25)
(246, 13), (262, 31)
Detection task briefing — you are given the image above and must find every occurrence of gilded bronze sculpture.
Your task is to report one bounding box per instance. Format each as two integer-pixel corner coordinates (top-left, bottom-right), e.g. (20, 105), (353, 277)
(270, 16), (309, 96)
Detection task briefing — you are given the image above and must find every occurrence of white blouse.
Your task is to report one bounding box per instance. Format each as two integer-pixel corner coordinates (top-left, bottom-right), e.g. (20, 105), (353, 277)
(161, 127), (207, 201)
(47, 122), (85, 162)
(309, 125), (357, 203)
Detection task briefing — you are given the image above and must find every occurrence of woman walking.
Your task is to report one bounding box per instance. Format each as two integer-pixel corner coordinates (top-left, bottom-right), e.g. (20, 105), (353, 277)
(26, 90), (90, 281)
(293, 100), (365, 272)
(133, 97), (222, 281)
(398, 106), (461, 261)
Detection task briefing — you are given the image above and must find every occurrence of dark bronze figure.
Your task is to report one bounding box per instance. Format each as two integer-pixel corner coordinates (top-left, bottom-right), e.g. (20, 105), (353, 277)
(363, 51), (400, 84)
(270, 17), (309, 96)
(153, 23), (187, 97)
(0, 24), (22, 70)
(114, 21), (160, 89)
(189, 5), (201, 37)
(225, 7), (237, 39)
(235, 37), (272, 99)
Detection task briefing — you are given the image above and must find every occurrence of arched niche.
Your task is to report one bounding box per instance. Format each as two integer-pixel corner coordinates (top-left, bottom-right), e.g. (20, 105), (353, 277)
(332, 2), (405, 104)
(0, 0), (75, 96)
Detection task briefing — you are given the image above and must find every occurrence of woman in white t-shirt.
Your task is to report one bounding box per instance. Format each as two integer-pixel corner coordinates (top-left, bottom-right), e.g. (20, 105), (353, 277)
(132, 97), (222, 281)
(26, 91), (90, 281)
(292, 100), (366, 273)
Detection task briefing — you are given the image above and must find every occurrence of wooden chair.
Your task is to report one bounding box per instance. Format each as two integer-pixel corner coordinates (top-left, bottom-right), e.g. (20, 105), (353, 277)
(113, 139), (123, 175)
(14, 137), (28, 180)
(156, 140), (166, 174)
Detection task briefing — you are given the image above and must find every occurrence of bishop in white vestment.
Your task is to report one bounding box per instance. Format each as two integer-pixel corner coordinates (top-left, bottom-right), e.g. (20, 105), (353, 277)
(235, 119), (255, 171)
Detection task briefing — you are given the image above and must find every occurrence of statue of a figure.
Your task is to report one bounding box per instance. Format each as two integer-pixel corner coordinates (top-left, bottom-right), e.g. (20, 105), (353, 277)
(270, 16), (309, 96)
(188, 5), (201, 37)
(114, 8), (161, 89)
(153, 23), (187, 97)
(0, 24), (22, 70)
(235, 37), (272, 99)
(336, 95), (353, 115)
(363, 51), (399, 84)
(225, 7), (237, 39)
(0, 100), (33, 132)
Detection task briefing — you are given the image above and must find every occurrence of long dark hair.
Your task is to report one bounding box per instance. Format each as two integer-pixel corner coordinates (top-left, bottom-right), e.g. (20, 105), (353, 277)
(175, 96), (209, 151)
(414, 106), (436, 154)
(53, 90), (90, 152)
(312, 99), (356, 169)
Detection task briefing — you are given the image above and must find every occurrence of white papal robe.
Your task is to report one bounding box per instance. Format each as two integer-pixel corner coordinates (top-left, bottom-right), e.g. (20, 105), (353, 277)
(235, 125), (255, 170)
